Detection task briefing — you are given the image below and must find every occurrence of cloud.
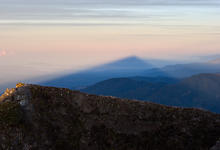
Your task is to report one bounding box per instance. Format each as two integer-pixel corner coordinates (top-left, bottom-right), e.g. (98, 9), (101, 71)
(0, 0), (219, 27)
(1, 0), (220, 5)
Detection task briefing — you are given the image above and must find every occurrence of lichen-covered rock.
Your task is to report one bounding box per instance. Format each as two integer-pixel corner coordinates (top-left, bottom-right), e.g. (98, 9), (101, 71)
(0, 84), (220, 150)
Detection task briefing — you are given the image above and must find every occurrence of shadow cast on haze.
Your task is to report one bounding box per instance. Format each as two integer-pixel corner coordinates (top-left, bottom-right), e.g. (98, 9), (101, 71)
(2, 56), (220, 114)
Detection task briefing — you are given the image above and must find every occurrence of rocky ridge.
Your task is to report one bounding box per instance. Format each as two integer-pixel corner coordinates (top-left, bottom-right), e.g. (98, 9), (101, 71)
(0, 83), (220, 150)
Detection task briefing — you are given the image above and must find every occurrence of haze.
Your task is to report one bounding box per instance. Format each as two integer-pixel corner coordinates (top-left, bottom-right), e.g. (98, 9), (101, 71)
(0, 0), (220, 84)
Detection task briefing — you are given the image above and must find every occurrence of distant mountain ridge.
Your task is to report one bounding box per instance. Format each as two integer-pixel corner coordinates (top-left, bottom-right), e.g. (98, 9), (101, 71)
(143, 61), (220, 78)
(41, 57), (220, 90)
(82, 77), (165, 100)
(208, 58), (220, 64)
(148, 73), (220, 113)
(82, 73), (220, 113)
(81, 76), (178, 100)
(128, 76), (179, 84)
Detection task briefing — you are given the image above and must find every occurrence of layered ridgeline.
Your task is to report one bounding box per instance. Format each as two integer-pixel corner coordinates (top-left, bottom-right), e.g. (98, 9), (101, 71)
(81, 76), (178, 100)
(142, 58), (220, 78)
(0, 83), (220, 149)
(82, 73), (220, 113)
(42, 56), (220, 90)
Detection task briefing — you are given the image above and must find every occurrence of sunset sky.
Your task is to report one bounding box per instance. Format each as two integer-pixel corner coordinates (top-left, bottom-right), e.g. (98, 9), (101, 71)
(0, 0), (220, 84)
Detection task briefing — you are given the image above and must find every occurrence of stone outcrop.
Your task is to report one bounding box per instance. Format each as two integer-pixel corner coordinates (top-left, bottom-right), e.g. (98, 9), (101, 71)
(0, 83), (220, 150)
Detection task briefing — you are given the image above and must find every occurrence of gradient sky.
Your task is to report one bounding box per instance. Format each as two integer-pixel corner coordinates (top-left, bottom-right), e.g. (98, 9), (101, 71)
(0, 0), (220, 84)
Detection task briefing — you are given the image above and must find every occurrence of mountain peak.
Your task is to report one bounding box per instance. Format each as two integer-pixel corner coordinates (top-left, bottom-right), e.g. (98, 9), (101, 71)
(0, 84), (220, 149)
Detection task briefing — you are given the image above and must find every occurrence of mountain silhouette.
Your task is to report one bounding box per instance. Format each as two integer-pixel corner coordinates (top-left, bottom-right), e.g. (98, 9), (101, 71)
(142, 60), (220, 78)
(81, 76), (178, 100)
(149, 73), (220, 113)
(82, 73), (220, 113)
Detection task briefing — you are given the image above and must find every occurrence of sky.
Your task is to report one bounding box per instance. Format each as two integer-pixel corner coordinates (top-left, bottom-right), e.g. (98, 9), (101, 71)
(0, 0), (220, 85)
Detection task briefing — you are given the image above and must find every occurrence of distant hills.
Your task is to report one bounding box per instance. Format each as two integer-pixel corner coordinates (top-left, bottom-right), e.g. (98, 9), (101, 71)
(82, 77), (163, 100)
(0, 83), (220, 149)
(148, 73), (220, 113)
(82, 73), (220, 113)
(40, 56), (220, 114)
(209, 58), (220, 64)
(128, 76), (179, 84)
(42, 56), (220, 90)
(143, 61), (220, 78)
(2, 56), (220, 113)
(81, 76), (178, 100)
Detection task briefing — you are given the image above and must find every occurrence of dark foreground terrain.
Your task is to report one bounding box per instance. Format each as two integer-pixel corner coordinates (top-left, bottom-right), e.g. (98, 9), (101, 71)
(0, 83), (220, 150)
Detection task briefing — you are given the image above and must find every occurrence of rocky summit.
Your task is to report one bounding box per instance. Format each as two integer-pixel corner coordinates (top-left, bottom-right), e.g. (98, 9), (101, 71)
(0, 83), (220, 150)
